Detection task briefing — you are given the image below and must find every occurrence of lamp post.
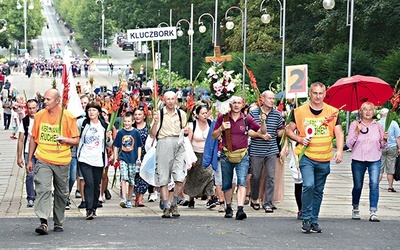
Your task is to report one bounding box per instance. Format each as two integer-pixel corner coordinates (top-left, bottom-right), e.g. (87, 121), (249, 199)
(157, 22), (171, 81)
(0, 19), (7, 33)
(17, 0), (34, 50)
(260, 0), (286, 93)
(95, 0), (105, 56)
(176, 4), (194, 85)
(198, 0), (218, 47)
(323, 0), (353, 133)
(224, 0), (247, 96)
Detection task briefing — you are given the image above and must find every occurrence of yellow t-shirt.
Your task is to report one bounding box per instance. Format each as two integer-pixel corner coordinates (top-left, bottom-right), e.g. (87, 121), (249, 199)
(32, 108), (79, 165)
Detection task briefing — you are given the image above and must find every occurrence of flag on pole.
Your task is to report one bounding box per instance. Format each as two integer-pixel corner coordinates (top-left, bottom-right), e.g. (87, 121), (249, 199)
(61, 45), (84, 117)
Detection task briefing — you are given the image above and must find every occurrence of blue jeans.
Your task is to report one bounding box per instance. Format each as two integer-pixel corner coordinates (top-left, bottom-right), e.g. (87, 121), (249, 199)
(299, 156), (330, 224)
(24, 153), (36, 201)
(220, 152), (249, 192)
(69, 157), (77, 193)
(351, 160), (380, 211)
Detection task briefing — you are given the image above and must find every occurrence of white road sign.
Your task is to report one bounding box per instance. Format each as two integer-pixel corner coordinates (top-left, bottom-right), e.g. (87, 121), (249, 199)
(127, 27), (177, 42)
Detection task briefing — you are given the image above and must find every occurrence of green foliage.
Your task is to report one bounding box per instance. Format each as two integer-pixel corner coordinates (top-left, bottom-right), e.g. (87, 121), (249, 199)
(377, 51), (400, 87)
(0, 0), (45, 48)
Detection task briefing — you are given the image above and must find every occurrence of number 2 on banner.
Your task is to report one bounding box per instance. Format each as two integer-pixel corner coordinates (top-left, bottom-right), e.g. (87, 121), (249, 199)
(285, 64), (308, 99)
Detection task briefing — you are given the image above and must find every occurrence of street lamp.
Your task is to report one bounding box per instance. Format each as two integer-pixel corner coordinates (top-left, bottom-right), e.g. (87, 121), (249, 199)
(260, 0), (286, 94)
(224, 0), (248, 96)
(0, 19), (7, 33)
(176, 4), (194, 85)
(95, 0), (105, 56)
(17, 0), (34, 50)
(323, 0), (354, 133)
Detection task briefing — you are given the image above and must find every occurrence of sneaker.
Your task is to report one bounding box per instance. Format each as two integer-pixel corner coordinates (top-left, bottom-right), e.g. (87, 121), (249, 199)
(271, 204), (277, 210)
(369, 213), (380, 222)
(148, 193), (157, 202)
(311, 223), (322, 233)
(178, 197), (189, 206)
(162, 208), (171, 218)
(99, 196), (105, 203)
(224, 207), (233, 218)
(352, 209), (360, 220)
(120, 199), (127, 208)
(27, 200), (34, 208)
(235, 209), (247, 220)
(126, 200), (133, 208)
(86, 210), (94, 220)
(218, 203), (225, 213)
(301, 220), (311, 234)
(297, 210), (303, 220)
(188, 199), (195, 209)
(206, 199), (217, 209)
(104, 189), (112, 200)
(96, 201), (103, 208)
(170, 204), (180, 217)
(264, 205), (274, 213)
(78, 201), (86, 209)
(53, 225), (64, 232)
(75, 190), (82, 199)
(10, 135), (17, 140)
(65, 199), (70, 210)
(35, 224), (49, 235)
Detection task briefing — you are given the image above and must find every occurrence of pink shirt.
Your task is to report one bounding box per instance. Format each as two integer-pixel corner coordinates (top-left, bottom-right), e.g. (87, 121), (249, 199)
(346, 120), (387, 162)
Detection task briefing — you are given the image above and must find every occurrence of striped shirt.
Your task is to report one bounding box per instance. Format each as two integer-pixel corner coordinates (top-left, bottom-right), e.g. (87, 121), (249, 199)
(249, 108), (284, 157)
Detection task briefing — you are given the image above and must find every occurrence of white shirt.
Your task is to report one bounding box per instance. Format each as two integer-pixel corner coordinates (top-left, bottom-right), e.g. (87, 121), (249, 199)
(78, 122), (105, 167)
(18, 117), (34, 153)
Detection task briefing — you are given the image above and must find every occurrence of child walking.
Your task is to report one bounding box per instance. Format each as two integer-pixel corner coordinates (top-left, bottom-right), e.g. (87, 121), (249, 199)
(113, 111), (143, 208)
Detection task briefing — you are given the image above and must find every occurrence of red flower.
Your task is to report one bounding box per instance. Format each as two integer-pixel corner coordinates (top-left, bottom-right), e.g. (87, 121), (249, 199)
(112, 91), (122, 112)
(61, 64), (70, 109)
(186, 93), (196, 112)
(141, 97), (149, 116)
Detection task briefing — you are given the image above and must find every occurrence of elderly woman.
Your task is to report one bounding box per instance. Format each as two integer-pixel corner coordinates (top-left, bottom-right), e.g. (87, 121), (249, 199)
(77, 102), (113, 220)
(346, 102), (388, 222)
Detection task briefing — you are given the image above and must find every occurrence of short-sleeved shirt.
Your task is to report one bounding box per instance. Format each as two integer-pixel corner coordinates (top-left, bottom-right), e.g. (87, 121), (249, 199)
(32, 108), (79, 165)
(379, 118), (400, 149)
(213, 113), (260, 151)
(153, 107), (187, 139)
(249, 108), (284, 157)
(113, 128), (143, 164)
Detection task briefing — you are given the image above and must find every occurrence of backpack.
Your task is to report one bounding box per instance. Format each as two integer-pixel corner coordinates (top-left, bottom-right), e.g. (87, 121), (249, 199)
(155, 108), (182, 140)
(22, 115), (30, 151)
(192, 119), (212, 133)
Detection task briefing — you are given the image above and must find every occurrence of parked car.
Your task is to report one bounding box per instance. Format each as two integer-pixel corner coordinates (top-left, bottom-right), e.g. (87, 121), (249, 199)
(116, 36), (125, 44)
(118, 39), (127, 47)
(122, 41), (134, 51)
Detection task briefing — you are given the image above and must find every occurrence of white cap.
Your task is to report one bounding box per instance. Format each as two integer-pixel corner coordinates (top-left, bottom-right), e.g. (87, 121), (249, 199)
(380, 108), (389, 115)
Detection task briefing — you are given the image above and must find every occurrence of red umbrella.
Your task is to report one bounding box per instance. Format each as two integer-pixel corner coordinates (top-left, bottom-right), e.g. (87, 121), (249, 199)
(324, 75), (394, 111)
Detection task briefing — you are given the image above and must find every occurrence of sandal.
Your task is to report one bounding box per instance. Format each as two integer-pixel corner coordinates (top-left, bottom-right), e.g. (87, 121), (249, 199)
(244, 195), (250, 205)
(388, 188), (397, 192)
(250, 201), (260, 210)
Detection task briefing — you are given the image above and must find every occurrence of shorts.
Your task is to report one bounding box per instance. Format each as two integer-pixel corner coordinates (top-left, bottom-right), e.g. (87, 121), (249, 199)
(220, 152), (248, 192)
(381, 146), (397, 174)
(155, 137), (186, 186)
(120, 160), (138, 186)
(213, 161), (237, 186)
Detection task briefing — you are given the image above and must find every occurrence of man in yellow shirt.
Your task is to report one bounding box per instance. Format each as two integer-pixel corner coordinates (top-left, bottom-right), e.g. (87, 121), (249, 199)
(27, 89), (79, 235)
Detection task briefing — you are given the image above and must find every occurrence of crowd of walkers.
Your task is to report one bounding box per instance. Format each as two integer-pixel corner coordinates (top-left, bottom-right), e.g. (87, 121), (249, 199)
(2, 77), (397, 236)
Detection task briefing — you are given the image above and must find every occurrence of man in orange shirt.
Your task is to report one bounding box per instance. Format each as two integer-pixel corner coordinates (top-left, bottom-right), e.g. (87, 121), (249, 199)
(27, 89), (79, 235)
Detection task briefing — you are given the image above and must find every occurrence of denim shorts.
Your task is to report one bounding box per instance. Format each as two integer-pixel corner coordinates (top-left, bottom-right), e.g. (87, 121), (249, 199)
(120, 161), (138, 186)
(220, 152), (249, 192)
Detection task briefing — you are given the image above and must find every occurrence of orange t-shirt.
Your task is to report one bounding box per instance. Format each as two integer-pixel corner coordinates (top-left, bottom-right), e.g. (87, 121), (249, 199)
(32, 108), (79, 165)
